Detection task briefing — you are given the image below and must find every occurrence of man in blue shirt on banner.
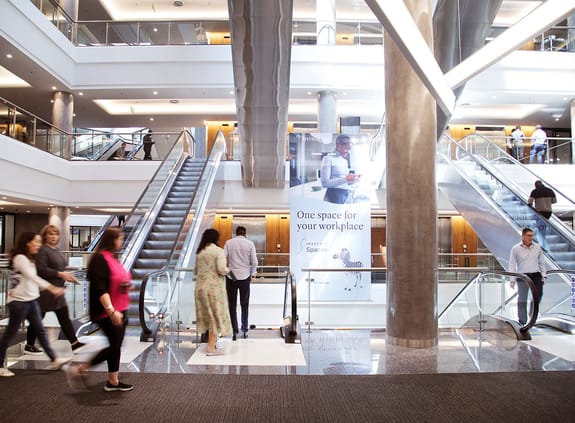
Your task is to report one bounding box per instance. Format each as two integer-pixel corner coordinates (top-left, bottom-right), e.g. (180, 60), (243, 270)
(320, 134), (361, 204)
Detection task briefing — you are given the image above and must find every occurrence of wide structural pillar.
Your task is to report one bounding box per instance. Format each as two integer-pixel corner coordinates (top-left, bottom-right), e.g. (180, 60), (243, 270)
(51, 91), (74, 160)
(228, 0), (292, 188)
(385, 0), (438, 348)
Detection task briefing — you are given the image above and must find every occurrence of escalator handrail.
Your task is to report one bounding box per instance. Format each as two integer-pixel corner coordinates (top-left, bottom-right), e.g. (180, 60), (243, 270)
(438, 270), (539, 332)
(282, 271), (298, 335)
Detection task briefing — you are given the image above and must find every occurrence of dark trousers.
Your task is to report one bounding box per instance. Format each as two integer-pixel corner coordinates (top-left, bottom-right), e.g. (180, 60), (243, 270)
(0, 300), (56, 364)
(324, 188), (349, 204)
(226, 277), (250, 334)
(26, 305), (78, 346)
(90, 313), (127, 373)
(143, 144), (153, 160)
(517, 272), (544, 325)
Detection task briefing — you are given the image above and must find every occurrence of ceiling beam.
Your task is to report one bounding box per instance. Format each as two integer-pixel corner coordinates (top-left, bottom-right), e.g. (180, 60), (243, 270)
(446, 0), (575, 89)
(364, 0), (456, 116)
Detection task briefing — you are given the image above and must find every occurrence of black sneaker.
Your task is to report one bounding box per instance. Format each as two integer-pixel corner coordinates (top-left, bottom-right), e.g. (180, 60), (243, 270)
(72, 341), (86, 352)
(24, 344), (43, 355)
(104, 381), (133, 392)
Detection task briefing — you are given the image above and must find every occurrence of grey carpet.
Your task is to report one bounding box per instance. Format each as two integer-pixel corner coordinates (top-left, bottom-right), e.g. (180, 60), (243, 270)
(1, 370), (574, 422)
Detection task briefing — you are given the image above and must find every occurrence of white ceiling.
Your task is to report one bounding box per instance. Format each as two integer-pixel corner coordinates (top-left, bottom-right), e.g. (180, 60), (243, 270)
(0, 0), (572, 134)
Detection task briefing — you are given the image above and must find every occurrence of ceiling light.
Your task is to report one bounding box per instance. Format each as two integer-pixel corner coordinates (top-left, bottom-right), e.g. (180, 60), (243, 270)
(153, 91), (158, 95)
(169, 99), (180, 104)
(173, 1), (184, 6)
(52, 86), (57, 90)
(149, 117), (154, 121)
(78, 92), (83, 96)
(6, 54), (12, 59)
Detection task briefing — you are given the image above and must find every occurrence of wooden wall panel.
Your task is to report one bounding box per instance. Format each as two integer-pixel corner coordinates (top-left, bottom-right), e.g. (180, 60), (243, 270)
(451, 216), (478, 267)
(213, 214), (233, 246)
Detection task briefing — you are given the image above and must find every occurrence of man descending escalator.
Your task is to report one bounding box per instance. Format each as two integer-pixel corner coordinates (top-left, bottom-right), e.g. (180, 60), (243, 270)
(508, 228), (546, 326)
(528, 180), (557, 251)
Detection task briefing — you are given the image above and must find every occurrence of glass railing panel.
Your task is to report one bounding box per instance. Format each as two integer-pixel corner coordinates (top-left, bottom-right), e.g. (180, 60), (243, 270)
(439, 272), (535, 331)
(65, 269), (88, 320)
(537, 270), (575, 325)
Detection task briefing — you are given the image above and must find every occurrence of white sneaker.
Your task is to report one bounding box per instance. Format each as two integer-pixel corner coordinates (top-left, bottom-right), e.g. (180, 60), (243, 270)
(0, 367), (15, 377)
(63, 364), (86, 389)
(49, 357), (72, 370)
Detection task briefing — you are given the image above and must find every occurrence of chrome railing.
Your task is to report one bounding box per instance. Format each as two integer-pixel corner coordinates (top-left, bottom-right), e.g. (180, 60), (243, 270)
(0, 96), (169, 161)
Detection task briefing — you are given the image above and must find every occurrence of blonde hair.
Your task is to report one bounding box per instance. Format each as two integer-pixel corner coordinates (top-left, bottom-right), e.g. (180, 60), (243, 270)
(40, 224), (60, 244)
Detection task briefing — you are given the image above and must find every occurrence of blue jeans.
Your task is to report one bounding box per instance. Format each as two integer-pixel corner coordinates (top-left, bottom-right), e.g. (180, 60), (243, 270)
(0, 300), (56, 365)
(530, 144), (545, 164)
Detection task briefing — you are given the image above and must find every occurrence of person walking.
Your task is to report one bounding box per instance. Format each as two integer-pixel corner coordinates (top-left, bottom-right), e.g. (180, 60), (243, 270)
(143, 130), (154, 160)
(63, 227), (133, 391)
(24, 225), (85, 355)
(508, 228), (546, 325)
(194, 229), (232, 355)
(223, 226), (258, 340)
(530, 125), (547, 164)
(528, 180), (557, 250)
(0, 232), (69, 377)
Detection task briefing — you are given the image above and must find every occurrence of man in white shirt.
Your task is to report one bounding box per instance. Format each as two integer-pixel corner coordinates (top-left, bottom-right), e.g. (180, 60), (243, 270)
(508, 228), (546, 325)
(223, 226), (258, 340)
(530, 125), (547, 164)
(508, 125), (525, 161)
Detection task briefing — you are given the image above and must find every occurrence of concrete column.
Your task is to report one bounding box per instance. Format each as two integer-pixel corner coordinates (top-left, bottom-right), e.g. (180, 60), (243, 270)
(385, 0), (438, 348)
(317, 0), (336, 45)
(49, 206), (70, 253)
(51, 91), (74, 160)
(318, 90), (337, 134)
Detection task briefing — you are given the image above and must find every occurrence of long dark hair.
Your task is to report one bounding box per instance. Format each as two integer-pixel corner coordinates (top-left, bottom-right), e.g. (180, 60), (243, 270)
(9, 232), (38, 266)
(196, 228), (220, 254)
(96, 226), (123, 253)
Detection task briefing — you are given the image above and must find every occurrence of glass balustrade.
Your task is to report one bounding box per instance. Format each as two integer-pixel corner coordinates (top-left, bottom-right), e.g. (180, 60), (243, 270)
(28, 0), (575, 51)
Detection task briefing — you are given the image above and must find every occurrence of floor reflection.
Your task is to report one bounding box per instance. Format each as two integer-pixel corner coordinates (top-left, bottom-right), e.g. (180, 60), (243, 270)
(6, 326), (574, 375)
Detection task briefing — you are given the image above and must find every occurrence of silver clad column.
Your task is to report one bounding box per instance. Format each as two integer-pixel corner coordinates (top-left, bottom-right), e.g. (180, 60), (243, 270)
(385, 0), (438, 348)
(228, 0), (293, 188)
(51, 91), (74, 160)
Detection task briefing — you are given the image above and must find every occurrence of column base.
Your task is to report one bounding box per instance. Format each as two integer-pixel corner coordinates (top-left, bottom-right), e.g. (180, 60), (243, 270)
(386, 334), (437, 348)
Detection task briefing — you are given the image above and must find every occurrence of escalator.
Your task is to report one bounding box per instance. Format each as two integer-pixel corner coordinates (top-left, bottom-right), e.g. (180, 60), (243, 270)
(437, 134), (575, 269)
(80, 129), (225, 341)
(437, 134), (575, 334)
(121, 130), (225, 340)
(125, 156), (205, 327)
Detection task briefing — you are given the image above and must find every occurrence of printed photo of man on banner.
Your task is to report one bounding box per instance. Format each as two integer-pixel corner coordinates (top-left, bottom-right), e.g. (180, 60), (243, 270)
(289, 133), (381, 301)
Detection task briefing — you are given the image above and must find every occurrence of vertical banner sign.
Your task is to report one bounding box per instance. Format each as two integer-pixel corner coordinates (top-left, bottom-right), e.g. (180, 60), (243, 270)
(571, 276), (575, 310)
(289, 133), (376, 301)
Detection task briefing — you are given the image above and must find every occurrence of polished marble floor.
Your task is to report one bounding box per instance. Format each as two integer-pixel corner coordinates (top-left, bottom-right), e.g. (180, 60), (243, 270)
(5, 323), (575, 376)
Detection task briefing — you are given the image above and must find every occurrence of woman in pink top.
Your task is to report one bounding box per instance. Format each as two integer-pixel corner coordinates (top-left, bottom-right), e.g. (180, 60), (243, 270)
(64, 227), (133, 392)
